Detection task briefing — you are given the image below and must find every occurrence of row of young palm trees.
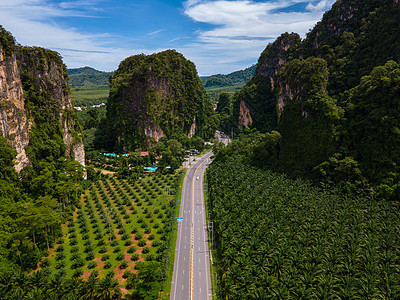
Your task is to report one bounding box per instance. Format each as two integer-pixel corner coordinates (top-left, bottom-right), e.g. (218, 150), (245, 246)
(207, 161), (400, 299)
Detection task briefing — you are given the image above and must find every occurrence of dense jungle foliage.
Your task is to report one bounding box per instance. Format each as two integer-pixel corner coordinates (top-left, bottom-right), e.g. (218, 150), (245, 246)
(101, 50), (215, 151)
(220, 0), (400, 198)
(207, 159), (400, 299)
(0, 26), (16, 57)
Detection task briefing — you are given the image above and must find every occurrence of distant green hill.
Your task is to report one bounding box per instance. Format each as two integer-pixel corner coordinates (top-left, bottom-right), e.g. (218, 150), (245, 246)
(200, 65), (256, 102)
(68, 66), (113, 87)
(67, 67), (114, 106)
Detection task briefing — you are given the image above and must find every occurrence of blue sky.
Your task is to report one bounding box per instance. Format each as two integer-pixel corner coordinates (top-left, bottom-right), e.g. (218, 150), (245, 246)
(0, 0), (335, 75)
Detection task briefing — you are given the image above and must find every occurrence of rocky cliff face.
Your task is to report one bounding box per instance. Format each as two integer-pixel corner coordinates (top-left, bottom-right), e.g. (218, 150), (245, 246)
(0, 26), (84, 170)
(238, 100), (252, 127)
(104, 50), (211, 151)
(233, 33), (300, 131)
(0, 45), (30, 171)
(255, 33), (301, 90)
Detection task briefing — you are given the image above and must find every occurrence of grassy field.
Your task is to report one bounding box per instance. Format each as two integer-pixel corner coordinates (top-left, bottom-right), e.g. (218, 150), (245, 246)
(205, 84), (245, 103)
(71, 85), (110, 107)
(45, 172), (181, 294)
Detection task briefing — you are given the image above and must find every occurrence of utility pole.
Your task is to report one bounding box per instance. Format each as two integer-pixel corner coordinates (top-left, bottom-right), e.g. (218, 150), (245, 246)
(208, 221), (214, 249)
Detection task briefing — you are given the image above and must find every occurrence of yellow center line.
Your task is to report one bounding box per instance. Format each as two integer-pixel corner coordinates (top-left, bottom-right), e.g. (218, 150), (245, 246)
(189, 153), (210, 300)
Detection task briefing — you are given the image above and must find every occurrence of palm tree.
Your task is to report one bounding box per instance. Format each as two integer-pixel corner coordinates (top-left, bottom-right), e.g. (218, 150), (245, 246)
(82, 272), (99, 300)
(96, 276), (121, 299)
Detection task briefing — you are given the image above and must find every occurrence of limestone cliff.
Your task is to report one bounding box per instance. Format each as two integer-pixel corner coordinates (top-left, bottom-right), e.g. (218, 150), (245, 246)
(255, 33), (301, 91)
(104, 50), (211, 151)
(0, 26), (84, 170)
(233, 33), (300, 131)
(0, 44), (31, 172)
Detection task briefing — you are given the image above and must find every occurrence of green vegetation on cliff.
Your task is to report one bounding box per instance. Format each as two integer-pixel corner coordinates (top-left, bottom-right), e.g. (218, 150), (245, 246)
(100, 50), (214, 151)
(224, 0), (400, 196)
(0, 25), (16, 57)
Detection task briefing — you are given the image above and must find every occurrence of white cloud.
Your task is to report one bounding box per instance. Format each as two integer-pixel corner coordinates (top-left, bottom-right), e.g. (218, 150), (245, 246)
(0, 0), (336, 75)
(0, 0), (143, 71)
(182, 0), (335, 74)
(148, 29), (164, 36)
(306, 0), (332, 12)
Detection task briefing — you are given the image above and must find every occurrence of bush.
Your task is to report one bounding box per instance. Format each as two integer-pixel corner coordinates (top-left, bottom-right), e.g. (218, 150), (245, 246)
(85, 252), (95, 261)
(70, 253), (81, 261)
(145, 254), (154, 261)
(131, 254), (139, 261)
(72, 269), (83, 278)
(88, 261), (97, 269)
(144, 228), (151, 234)
(122, 233), (130, 240)
(101, 254), (110, 261)
(152, 241), (161, 247)
(122, 270), (132, 279)
(113, 247), (121, 253)
(119, 261), (128, 269)
(110, 240), (119, 247)
(142, 247), (150, 254)
(124, 240), (133, 246)
(84, 246), (93, 253)
(127, 246), (136, 254)
(97, 239), (105, 246)
(55, 261), (65, 269)
(116, 253), (125, 261)
(55, 252), (65, 261)
(104, 262), (112, 269)
(131, 227), (138, 234)
(83, 240), (91, 247)
(56, 245), (64, 252)
(106, 270), (115, 278)
(70, 246), (79, 253)
(153, 223), (160, 229)
(69, 238), (78, 246)
(56, 269), (66, 278)
(98, 246), (107, 253)
(135, 233), (142, 240)
(71, 258), (84, 269)
(138, 240), (146, 247)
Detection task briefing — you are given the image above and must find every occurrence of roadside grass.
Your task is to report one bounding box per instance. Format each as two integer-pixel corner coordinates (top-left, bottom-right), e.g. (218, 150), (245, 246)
(204, 164), (218, 299)
(161, 168), (187, 299)
(45, 172), (180, 294)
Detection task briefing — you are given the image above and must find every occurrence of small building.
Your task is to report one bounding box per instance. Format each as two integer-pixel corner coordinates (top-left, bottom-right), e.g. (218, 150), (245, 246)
(144, 166), (159, 173)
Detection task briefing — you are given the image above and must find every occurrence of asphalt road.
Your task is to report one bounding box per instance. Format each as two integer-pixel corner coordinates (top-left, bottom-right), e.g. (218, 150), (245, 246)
(171, 152), (213, 300)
